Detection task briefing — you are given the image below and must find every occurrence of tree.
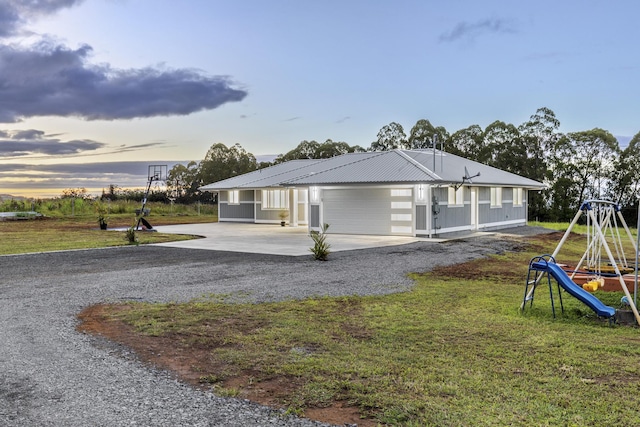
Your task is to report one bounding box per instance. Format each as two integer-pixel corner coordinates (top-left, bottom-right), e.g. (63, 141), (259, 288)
(274, 140), (320, 163)
(607, 131), (640, 216)
(370, 122), (408, 151)
(482, 120), (522, 169)
(197, 143), (258, 192)
(274, 139), (364, 163)
(167, 161), (199, 202)
(61, 187), (90, 199)
(446, 124), (484, 159)
(517, 107), (562, 220)
(547, 129), (619, 219)
(315, 139), (353, 158)
(408, 119), (449, 150)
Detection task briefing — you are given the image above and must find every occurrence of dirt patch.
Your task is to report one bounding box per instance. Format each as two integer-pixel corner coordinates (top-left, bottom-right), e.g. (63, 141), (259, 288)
(77, 304), (376, 427)
(431, 232), (578, 283)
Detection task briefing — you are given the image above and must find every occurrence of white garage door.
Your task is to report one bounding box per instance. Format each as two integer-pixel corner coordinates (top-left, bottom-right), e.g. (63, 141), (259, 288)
(322, 188), (413, 236)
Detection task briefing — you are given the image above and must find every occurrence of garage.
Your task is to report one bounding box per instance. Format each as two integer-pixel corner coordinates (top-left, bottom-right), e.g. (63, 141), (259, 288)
(322, 187), (414, 236)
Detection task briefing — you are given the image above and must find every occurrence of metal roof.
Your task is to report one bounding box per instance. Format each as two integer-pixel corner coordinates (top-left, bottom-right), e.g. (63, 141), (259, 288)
(198, 159), (320, 190)
(402, 150), (545, 188)
(199, 149), (545, 190)
(284, 151), (440, 185)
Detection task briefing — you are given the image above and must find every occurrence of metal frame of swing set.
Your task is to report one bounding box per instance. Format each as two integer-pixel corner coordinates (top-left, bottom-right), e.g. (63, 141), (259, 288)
(522, 200), (640, 326)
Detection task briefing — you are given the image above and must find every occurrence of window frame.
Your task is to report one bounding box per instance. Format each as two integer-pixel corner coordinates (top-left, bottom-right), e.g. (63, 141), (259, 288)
(513, 188), (523, 207)
(228, 189), (240, 205)
(261, 189), (289, 210)
(490, 187), (503, 208)
(448, 186), (464, 207)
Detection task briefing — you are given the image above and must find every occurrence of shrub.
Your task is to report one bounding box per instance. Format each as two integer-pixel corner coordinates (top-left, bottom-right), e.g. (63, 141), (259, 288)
(125, 224), (138, 244)
(309, 223), (330, 261)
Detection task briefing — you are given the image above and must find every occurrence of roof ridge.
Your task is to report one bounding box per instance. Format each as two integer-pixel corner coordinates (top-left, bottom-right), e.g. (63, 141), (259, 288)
(223, 159), (322, 188)
(395, 150), (442, 180)
(283, 151), (388, 184)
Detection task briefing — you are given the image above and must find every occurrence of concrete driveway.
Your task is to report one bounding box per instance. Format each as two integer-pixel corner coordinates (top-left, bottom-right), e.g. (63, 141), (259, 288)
(152, 222), (436, 256)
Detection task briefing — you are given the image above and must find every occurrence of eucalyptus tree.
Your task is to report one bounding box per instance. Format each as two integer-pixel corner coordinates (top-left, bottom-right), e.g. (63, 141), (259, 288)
(408, 119), (449, 150)
(370, 122), (408, 151)
(167, 161), (199, 202)
(197, 143), (258, 188)
(518, 107), (562, 220)
(482, 120), (522, 170)
(548, 129), (619, 219)
(607, 131), (640, 210)
(315, 139), (354, 158)
(274, 140), (320, 163)
(446, 124), (484, 159)
(517, 107), (560, 180)
(274, 139), (364, 163)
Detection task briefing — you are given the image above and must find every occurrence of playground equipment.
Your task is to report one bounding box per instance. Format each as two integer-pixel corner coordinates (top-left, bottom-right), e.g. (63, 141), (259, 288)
(524, 254), (616, 319)
(521, 200), (640, 325)
(136, 165), (167, 231)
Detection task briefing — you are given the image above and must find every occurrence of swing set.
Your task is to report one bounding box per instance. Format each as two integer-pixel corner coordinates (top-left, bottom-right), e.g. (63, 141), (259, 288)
(522, 200), (640, 325)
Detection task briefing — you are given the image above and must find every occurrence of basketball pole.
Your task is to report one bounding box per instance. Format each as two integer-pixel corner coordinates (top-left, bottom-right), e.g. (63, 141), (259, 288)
(136, 165), (167, 231)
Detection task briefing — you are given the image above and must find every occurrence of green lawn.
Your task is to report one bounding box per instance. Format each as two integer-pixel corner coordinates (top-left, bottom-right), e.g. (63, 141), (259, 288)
(104, 232), (640, 426)
(0, 214), (214, 255)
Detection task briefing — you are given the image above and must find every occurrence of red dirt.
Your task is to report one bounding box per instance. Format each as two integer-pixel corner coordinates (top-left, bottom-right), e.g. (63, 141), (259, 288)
(77, 304), (376, 427)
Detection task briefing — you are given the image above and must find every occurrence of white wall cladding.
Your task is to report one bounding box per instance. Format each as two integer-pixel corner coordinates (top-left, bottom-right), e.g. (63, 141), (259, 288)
(322, 187), (413, 236)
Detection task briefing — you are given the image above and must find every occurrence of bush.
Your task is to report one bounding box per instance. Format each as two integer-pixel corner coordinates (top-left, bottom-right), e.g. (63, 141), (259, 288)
(125, 226), (138, 244)
(309, 223), (331, 261)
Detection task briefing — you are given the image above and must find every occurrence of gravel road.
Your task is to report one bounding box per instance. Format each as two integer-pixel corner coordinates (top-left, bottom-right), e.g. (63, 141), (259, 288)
(0, 230), (536, 426)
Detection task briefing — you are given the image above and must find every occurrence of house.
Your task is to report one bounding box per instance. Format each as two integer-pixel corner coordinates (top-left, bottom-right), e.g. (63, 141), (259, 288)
(199, 149), (545, 237)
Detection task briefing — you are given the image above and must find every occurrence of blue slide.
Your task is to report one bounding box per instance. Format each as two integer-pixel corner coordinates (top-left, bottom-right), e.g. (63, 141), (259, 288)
(531, 261), (616, 318)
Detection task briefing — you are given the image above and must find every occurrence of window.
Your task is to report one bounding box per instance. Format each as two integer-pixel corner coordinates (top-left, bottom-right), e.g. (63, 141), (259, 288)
(262, 189), (289, 209)
(391, 189), (412, 197)
(391, 201), (412, 209)
(490, 187), (502, 208)
(448, 186), (463, 206)
(416, 184), (426, 201)
(513, 188), (523, 207)
(310, 186), (319, 203)
(228, 190), (239, 205)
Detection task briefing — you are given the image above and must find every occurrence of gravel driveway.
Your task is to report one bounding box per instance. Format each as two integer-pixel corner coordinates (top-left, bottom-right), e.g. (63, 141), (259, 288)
(0, 231), (532, 426)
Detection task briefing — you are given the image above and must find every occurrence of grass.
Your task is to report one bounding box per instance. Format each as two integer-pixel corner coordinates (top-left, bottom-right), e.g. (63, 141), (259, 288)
(530, 220), (589, 234)
(0, 213), (215, 255)
(102, 232), (640, 426)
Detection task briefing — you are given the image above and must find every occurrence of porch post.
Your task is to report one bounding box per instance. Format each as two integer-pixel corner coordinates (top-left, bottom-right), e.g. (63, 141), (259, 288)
(290, 188), (298, 226)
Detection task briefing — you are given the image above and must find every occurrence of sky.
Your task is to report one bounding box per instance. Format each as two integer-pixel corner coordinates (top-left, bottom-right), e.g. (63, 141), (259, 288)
(0, 0), (639, 198)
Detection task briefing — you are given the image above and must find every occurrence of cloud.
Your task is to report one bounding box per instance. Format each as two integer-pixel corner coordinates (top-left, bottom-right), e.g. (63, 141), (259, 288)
(0, 1), (248, 123)
(0, 43), (248, 123)
(335, 116), (351, 124)
(439, 18), (516, 43)
(0, 0), (84, 38)
(0, 128), (105, 157)
(0, 160), (186, 195)
(0, 128), (174, 159)
(283, 116), (301, 122)
(0, 161), (177, 176)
